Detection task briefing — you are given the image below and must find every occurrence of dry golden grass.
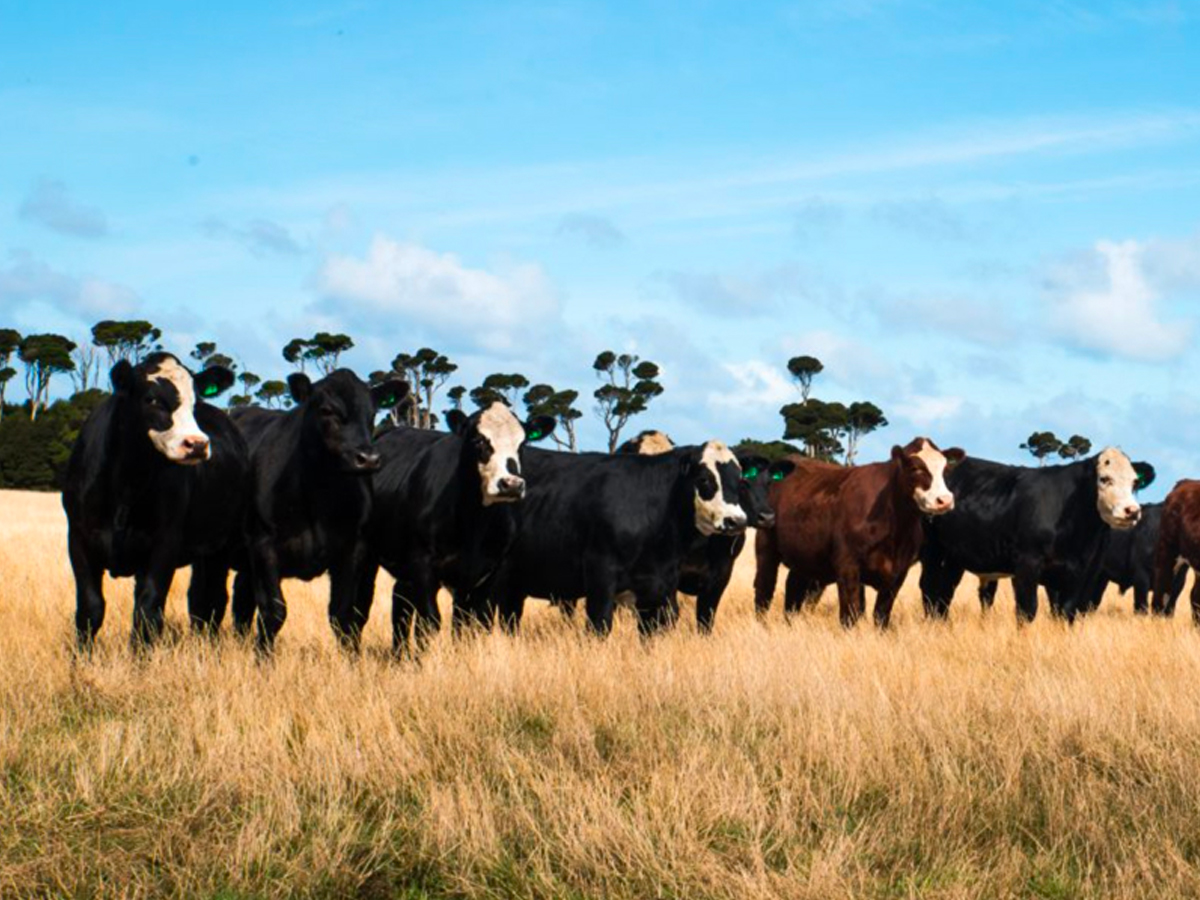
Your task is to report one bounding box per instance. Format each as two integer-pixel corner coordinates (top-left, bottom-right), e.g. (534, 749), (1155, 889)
(4, 489), (1200, 899)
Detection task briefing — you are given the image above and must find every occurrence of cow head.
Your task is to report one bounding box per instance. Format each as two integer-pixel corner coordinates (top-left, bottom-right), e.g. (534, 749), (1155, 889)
(892, 437), (965, 515)
(445, 402), (556, 505)
(289, 370), (409, 474)
(733, 453), (796, 529)
(1094, 447), (1153, 529)
(690, 441), (749, 536)
(617, 429), (676, 455)
(111, 352), (234, 465)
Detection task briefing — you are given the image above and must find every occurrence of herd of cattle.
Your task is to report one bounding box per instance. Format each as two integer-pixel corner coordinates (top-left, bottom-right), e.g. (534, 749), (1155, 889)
(58, 353), (1200, 654)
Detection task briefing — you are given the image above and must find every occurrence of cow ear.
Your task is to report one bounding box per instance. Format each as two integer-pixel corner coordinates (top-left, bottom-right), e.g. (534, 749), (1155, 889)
(445, 409), (469, 435)
(287, 373), (313, 404)
(194, 365), (234, 401)
(768, 459), (796, 482)
(371, 379), (410, 411)
(110, 360), (134, 395)
(891, 445), (906, 464)
(943, 448), (966, 468)
(736, 455), (768, 480)
(1133, 462), (1156, 491)
(525, 415), (556, 443)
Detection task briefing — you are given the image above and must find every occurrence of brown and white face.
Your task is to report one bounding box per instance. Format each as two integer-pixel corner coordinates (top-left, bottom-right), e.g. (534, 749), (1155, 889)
(692, 440), (749, 536)
(112, 354), (234, 465)
(1095, 447), (1153, 529)
(894, 437), (964, 515)
(446, 403), (556, 506)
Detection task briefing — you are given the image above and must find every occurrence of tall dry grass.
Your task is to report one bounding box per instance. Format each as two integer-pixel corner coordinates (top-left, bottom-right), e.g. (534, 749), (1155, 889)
(3, 488), (1200, 899)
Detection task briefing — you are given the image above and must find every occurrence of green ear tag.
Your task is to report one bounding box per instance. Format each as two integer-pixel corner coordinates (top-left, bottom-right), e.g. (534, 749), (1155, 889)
(772, 470), (786, 481)
(742, 466), (759, 480)
(201, 383), (221, 398)
(380, 393), (397, 409)
(528, 430), (543, 441)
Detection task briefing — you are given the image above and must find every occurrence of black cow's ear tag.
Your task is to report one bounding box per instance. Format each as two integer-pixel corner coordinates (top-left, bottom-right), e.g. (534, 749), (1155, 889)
(528, 429), (543, 441)
(378, 392), (398, 409)
(742, 466), (759, 480)
(201, 382), (222, 398)
(772, 470), (786, 481)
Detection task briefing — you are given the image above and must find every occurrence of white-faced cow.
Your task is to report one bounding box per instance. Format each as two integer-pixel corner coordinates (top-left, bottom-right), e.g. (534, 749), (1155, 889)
(231, 370), (408, 652)
(62, 353), (246, 648)
(919, 448), (1154, 623)
(755, 438), (964, 628)
(487, 440), (751, 636)
(361, 403), (556, 656)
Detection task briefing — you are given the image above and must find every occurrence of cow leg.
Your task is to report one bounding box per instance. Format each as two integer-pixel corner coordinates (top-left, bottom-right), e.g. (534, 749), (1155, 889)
(874, 580), (902, 629)
(754, 528), (781, 617)
(1013, 566), (1039, 624)
(783, 571), (820, 617)
(554, 597), (579, 620)
(1189, 578), (1200, 627)
(231, 569), (256, 637)
(919, 560), (960, 619)
(251, 541), (287, 655)
(328, 545), (368, 653)
(69, 530), (106, 651)
(1165, 565), (1189, 617)
(348, 558), (379, 640)
(978, 578), (997, 612)
(584, 561), (619, 637)
(131, 563), (178, 649)
(188, 552), (230, 637)
(392, 568), (440, 657)
(633, 574), (678, 637)
(497, 592), (527, 634)
(836, 569), (864, 629)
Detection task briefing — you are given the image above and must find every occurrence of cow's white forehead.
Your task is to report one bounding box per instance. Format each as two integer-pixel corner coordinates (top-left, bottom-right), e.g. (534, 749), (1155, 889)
(913, 439), (945, 470)
(147, 357), (194, 405)
(1098, 447), (1135, 478)
(701, 440), (737, 470)
(478, 403), (523, 447)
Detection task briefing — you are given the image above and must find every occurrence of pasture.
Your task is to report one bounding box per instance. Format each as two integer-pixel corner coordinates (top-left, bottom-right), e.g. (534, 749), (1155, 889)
(4, 488), (1200, 899)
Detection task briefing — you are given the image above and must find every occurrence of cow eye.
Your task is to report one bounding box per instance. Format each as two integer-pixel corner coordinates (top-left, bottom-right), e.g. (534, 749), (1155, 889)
(1100, 476), (1113, 486)
(741, 466), (759, 480)
(320, 406), (339, 419)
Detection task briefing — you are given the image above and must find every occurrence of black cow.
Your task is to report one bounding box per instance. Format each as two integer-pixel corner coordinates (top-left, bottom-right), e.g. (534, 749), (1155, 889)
(489, 440), (750, 636)
(920, 448), (1154, 622)
(976, 501), (1186, 616)
(232, 370), (408, 652)
(562, 436), (794, 631)
(362, 403), (555, 655)
(63, 353), (245, 648)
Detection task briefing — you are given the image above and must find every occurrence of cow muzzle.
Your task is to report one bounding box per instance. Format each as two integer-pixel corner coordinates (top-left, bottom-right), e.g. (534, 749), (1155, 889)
(755, 511), (777, 530)
(488, 475), (526, 503)
(176, 435), (211, 464)
(1105, 504), (1142, 530)
(917, 492), (955, 515)
(350, 448), (382, 473)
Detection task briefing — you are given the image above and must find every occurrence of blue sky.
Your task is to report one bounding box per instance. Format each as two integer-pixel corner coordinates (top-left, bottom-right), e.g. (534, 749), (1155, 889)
(3, 1), (1199, 495)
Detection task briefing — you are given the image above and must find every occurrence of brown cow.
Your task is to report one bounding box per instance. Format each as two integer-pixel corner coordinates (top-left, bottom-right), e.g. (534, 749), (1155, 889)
(1152, 480), (1200, 620)
(754, 437), (965, 628)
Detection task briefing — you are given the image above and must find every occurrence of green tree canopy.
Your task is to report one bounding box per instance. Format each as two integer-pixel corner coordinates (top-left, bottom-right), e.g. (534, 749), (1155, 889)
(91, 320), (161, 364)
(592, 351), (664, 453)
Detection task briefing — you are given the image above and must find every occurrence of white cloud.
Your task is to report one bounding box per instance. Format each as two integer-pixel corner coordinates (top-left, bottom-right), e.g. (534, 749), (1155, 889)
(1045, 238), (1193, 361)
(709, 360), (795, 412)
(0, 250), (140, 318)
(18, 178), (108, 238)
(315, 235), (561, 352)
(893, 394), (965, 429)
(658, 263), (811, 317)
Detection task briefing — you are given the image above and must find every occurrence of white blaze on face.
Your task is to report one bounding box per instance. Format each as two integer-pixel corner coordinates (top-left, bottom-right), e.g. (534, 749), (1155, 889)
(1096, 447), (1141, 529)
(477, 403), (526, 505)
(912, 440), (955, 515)
(147, 357), (209, 464)
(694, 440), (748, 536)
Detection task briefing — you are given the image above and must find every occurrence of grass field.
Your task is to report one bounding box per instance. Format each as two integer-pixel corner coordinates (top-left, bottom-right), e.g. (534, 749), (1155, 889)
(5, 489), (1200, 899)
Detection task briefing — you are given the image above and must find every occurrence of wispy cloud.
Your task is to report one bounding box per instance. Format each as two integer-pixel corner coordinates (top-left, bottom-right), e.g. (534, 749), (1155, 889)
(555, 212), (626, 248)
(18, 178), (108, 238)
(200, 217), (305, 257)
(0, 250), (139, 318)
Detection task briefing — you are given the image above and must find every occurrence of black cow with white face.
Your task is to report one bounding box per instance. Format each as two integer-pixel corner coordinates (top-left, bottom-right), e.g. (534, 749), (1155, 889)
(919, 448), (1155, 622)
(62, 353), (247, 648)
(232, 369), (408, 652)
(601, 435), (795, 631)
(361, 402), (555, 655)
(976, 501), (1186, 616)
(488, 440), (751, 636)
